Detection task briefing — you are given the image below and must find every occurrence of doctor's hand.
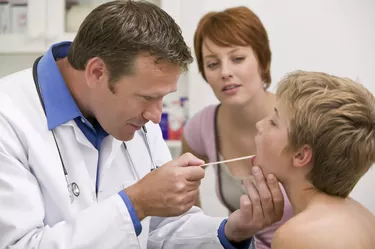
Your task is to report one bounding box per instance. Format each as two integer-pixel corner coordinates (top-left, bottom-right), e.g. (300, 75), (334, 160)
(124, 153), (205, 220)
(224, 166), (284, 243)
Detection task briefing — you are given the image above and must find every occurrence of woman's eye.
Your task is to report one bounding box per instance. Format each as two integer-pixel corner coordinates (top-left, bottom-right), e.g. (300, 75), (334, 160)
(207, 62), (218, 69)
(233, 57), (245, 62)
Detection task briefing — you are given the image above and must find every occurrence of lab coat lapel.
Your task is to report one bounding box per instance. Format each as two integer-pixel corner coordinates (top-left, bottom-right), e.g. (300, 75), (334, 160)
(53, 125), (98, 206)
(95, 137), (123, 195)
(100, 137), (123, 171)
(1, 94), (71, 209)
(29, 127), (73, 210)
(125, 130), (154, 178)
(62, 120), (93, 148)
(60, 121), (100, 193)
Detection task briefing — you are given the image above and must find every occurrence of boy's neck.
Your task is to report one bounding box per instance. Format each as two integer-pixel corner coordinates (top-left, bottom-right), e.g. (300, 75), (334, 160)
(282, 179), (322, 215)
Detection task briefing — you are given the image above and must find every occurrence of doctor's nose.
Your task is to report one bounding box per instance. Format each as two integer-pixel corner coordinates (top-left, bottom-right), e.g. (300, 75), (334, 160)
(143, 100), (163, 124)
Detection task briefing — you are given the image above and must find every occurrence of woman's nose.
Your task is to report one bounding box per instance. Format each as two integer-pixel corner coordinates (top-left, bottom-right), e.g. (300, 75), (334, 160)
(220, 62), (233, 80)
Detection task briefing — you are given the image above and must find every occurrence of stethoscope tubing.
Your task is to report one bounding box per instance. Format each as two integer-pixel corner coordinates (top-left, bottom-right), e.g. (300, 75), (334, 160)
(32, 56), (157, 204)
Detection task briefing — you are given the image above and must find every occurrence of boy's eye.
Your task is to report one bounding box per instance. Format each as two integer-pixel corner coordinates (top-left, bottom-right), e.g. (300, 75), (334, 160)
(144, 96), (153, 101)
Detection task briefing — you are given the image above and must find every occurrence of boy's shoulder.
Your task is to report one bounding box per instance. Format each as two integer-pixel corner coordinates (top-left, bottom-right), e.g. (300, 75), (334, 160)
(271, 212), (335, 249)
(272, 204), (375, 249)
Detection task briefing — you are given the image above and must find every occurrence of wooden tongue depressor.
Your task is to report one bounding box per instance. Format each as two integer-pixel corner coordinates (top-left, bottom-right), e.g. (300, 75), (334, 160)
(200, 154), (256, 182)
(200, 155), (255, 168)
(200, 155), (256, 182)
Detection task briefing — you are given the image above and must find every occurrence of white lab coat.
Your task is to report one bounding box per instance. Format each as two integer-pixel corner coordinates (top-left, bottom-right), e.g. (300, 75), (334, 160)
(0, 69), (227, 249)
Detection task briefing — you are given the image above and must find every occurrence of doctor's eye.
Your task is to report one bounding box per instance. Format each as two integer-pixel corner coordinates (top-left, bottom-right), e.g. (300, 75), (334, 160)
(143, 96), (153, 101)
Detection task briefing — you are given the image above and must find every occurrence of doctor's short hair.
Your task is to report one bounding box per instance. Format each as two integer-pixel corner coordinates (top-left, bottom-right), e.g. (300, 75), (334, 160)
(277, 71), (375, 198)
(67, 0), (193, 84)
(194, 6), (272, 89)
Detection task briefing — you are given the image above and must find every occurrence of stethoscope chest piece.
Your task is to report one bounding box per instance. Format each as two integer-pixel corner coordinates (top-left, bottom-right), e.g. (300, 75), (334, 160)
(68, 182), (80, 204)
(70, 182), (80, 197)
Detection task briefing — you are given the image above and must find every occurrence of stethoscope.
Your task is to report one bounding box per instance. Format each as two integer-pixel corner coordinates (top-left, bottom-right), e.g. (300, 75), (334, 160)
(32, 56), (158, 203)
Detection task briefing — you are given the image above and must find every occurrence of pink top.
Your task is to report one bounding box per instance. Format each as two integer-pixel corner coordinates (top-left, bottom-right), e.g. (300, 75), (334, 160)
(183, 105), (294, 249)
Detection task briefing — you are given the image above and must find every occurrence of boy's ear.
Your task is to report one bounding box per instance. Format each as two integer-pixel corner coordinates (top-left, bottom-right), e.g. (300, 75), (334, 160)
(293, 145), (313, 168)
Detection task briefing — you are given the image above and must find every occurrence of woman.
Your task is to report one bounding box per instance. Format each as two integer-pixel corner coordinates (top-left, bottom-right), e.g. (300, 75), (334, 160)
(256, 71), (375, 248)
(181, 6), (293, 249)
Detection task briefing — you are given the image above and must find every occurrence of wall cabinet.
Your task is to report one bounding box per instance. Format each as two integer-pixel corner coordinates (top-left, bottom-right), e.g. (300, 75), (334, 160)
(0, 0), (184, 157)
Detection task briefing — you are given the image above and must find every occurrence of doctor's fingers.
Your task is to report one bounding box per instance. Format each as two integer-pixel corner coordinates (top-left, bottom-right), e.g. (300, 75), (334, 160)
(176, 152), (205, 167)
(183, 189), (200, 206)
(239, 195), (253, 221)
(185, 179), (201, 191)
(181, 165), (205, 181)
(172, 176), (201, 193)
(243, 178), (265, 225)
(266, 174), (284, 221)
(251, 166), (275, 224)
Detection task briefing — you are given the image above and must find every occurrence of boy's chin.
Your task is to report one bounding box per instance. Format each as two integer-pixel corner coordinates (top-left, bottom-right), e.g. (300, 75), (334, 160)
(250, 155), (257, 166)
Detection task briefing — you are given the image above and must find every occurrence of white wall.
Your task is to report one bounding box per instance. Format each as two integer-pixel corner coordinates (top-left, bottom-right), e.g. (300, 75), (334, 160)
(181, 0), (375, 116)
(179, 0), (375, 215)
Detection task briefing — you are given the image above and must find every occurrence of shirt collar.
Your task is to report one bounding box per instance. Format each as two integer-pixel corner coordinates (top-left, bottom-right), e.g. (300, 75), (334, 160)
(36, 41), (83, 130)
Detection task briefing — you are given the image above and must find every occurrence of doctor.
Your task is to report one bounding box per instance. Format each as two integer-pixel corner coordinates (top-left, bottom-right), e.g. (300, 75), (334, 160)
(0, 1), (284, 248)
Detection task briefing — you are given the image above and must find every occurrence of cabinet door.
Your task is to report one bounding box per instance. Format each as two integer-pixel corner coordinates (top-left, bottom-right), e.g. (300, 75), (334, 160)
(44, 0), (164, 48)
(42, 0), (185, 154)
(0, 0), (47, 53)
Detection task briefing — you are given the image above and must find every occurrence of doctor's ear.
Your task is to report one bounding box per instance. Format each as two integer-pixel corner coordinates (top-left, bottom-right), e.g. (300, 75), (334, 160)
(292, 145), (313, 168)
(84, 57), (109, 88)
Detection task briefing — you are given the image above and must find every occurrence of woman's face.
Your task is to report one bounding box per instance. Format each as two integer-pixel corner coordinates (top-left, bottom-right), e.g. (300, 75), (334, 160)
(202, 38), (265, 106)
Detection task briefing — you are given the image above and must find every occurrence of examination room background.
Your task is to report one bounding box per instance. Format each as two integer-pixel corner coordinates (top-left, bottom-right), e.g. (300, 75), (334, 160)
(0, 0), (374, 217)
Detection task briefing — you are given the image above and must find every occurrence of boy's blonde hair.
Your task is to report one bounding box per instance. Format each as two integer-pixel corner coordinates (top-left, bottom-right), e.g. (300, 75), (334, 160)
(277, 71), (375, 197)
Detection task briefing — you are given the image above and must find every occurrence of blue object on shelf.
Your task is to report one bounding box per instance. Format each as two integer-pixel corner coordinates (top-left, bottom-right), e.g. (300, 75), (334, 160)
(159, 112), (169, 140)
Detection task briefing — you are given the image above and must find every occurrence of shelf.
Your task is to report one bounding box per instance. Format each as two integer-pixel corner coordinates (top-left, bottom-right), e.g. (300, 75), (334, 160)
(44, 32), (76, 48)
(0, 34), (45, 54)
(0, 31), (76, 54)
(59, 32), (76, 42)
(0, 0), (175, 54)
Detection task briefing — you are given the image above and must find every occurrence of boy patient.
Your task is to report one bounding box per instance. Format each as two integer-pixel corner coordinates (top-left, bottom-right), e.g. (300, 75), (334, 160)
(253, 71), (375, 249)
